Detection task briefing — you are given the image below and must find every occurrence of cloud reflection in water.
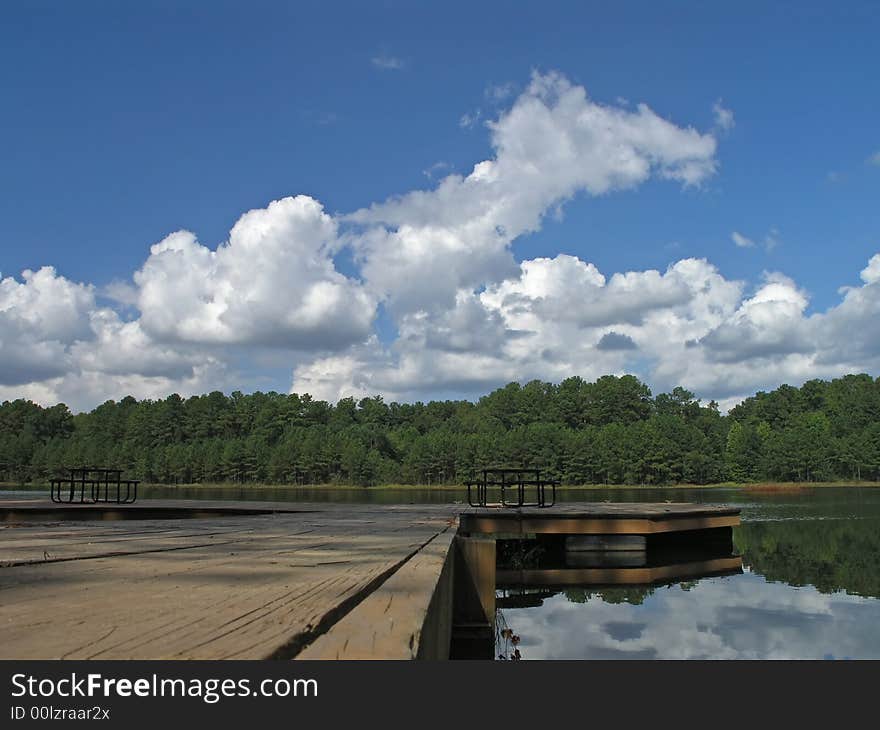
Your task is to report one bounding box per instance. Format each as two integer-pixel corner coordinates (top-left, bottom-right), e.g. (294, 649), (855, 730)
(499, 570), (880, 659)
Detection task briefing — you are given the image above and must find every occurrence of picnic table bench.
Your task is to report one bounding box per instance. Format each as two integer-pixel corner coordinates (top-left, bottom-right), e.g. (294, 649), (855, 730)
(50, 467), (140, 504)
(465, 468), (559, 508)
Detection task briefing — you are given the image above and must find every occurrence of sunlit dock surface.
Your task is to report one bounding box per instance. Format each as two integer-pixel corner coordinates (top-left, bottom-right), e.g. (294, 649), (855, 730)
(0, 500), (739, 659)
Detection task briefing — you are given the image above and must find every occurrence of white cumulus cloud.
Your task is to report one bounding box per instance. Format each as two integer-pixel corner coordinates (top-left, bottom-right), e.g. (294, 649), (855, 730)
(134, 196), (376, 349)
(349, 71), (718, 315)
(0, 267), (227, 410)
(5, 69), (880, 415)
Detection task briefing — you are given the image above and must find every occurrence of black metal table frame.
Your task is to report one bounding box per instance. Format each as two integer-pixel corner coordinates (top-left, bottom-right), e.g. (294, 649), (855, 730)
(465, 468), (558, 508)
(50, 467), (140, 505)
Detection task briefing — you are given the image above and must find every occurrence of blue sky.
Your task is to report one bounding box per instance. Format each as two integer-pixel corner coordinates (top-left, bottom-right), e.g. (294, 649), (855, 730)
(1, 1), (878, 410)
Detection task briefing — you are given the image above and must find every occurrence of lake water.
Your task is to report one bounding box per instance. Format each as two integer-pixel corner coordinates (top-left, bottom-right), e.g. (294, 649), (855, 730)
(496, 487), (880, 660)
(4, 484), (879, 659)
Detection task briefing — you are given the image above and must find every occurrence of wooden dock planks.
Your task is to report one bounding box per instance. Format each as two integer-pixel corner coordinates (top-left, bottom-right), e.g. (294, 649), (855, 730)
(298, 528), (457, 660)
(0, 503), (459, 660)
(0, 499), (739, 660)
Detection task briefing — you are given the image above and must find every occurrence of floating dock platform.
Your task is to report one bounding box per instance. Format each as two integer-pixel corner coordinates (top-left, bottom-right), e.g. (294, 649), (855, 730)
(460, 503), (741, 537)
(0, 499), (740, 660)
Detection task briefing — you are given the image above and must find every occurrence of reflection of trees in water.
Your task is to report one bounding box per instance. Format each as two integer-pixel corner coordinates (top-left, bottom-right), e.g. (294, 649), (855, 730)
(496, 586), (658, 659)
(563, 580), (700, 605)
(734, 519), (880, 598)
(496, 539), (546, 569)
(564, 586), (656, 605)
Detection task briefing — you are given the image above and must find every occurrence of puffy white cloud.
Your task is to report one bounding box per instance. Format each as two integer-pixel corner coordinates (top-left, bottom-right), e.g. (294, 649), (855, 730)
(420, 291), (519, 354)
(0, 267), (94, 386)
(697, 273), (812, 363)
(860, 253), (880, 284)
(5, 197), (380, 408)
(0, 267), (226, 409)
(0, 266), (94, 343)
(0, 363), (229, 414)
(291, 337), (551, 404)
(71, 310), (209, 380)
(291, 251), (880, 411)
(6, 68), (880, 416)
(292, 256), (743, 402)
(348, 71), (719, 314)
(40, 366), (229, 418)
(482, 255), (705, 329)
(641, 256), (880, 407)
(134, 196), (376, 349)
(0, 334), (70, 388)
(3, 73), (726, 410)
(811, 262), (880, 365)
(289, 342), (385, 404)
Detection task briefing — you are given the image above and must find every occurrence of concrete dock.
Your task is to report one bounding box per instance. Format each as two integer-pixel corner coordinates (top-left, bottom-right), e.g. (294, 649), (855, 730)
(0, 499), (740, 660)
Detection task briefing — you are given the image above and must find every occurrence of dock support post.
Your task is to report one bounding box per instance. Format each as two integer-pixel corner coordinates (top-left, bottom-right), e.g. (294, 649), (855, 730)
(451, 535), (496, 659)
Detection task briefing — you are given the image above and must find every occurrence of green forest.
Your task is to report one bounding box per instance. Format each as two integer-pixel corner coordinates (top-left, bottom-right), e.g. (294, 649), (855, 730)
(2, 373), (880, 486)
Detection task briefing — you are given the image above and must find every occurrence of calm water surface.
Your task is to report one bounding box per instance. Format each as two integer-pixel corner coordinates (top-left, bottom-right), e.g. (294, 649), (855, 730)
(4, 484), (879, 659)
(497, 487), (880, 659)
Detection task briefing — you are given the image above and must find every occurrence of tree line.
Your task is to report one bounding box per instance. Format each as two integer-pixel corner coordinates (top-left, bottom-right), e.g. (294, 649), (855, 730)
(1, 373), (879, 486)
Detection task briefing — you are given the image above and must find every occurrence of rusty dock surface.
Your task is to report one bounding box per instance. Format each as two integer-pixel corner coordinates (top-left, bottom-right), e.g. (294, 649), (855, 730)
(0, 499), (739, 660)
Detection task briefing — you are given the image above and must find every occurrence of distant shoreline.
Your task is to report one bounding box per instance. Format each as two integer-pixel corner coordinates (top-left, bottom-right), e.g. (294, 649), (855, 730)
(4, 480), (880, 491)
